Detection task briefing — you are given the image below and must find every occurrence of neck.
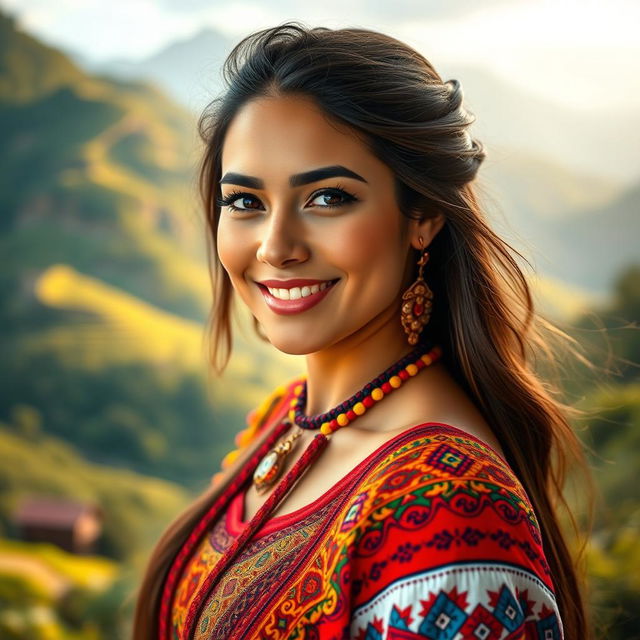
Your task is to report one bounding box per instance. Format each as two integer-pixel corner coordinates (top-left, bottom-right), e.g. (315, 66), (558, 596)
(303, 300), (431, 420)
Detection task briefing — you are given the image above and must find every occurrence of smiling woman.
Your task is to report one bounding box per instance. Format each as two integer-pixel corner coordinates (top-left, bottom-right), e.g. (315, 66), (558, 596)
(215, 94), (446, 359)
(132, 22), (594, 640)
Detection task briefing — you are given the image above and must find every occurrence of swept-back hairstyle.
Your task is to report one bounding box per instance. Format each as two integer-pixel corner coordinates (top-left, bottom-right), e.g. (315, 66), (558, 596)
(132, 22), (594, 639)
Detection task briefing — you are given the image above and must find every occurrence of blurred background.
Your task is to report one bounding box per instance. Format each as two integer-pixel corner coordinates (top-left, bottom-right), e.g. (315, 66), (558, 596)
(0, 0), (638, 638)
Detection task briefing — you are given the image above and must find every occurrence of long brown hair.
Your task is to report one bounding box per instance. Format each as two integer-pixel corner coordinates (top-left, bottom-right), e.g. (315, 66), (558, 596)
(132, 23), (597, 639)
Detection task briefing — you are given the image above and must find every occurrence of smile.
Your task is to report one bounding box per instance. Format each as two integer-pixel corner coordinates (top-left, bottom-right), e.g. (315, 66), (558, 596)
(256, 279), (340, 315)
(266, 281), (334, 299)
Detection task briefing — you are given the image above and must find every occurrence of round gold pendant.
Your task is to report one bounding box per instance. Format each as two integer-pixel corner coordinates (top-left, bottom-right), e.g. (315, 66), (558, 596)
(253, 422), (301, 495)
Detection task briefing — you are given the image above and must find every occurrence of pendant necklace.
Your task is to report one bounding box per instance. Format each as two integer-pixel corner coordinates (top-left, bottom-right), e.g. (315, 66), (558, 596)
(252, 338), (443, 494)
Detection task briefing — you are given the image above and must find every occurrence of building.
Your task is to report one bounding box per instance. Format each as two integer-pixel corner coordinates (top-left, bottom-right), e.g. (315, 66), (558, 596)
(13, 496), (103, 554)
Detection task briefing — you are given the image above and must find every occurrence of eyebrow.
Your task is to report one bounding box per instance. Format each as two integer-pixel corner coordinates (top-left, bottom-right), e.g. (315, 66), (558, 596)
(219, 165), (368, 189)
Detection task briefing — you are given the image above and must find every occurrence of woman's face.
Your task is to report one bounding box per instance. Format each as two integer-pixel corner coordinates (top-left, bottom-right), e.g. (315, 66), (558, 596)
(217, 94), (434, 355)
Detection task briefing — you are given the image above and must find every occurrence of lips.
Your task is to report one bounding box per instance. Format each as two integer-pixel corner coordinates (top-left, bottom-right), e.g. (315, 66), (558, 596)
(256, 279), (340, 315)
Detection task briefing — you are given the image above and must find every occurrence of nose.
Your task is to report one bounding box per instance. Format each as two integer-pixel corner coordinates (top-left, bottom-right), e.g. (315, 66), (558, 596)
(256, 209), (309, 268)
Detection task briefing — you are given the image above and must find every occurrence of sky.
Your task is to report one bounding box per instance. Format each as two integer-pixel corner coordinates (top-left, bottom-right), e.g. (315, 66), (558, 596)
(2, 0), (639, 113)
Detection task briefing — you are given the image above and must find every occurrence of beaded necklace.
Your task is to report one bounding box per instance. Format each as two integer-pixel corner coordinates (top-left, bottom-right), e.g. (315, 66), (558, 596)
(162, 337), (443, 640)
(253, 338), (443, 493)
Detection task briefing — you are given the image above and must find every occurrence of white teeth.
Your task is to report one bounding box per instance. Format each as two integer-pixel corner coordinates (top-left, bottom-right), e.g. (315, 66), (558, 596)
(266, 281), (334, 300)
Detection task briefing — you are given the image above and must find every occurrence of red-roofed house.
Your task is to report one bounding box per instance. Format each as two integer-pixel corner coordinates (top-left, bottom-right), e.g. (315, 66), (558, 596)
(13, 496), (103, 554)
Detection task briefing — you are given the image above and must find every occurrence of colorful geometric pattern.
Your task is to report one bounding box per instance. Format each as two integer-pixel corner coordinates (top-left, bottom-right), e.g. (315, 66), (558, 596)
(350, 563), (561, 639)
(166, 378), (564, 639)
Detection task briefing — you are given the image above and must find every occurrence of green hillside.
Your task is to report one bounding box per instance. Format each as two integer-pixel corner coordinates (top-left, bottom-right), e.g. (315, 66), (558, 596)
(0, 9), (301, 487)
(28, 262), (300, 406)
(0, 536), (123, 639)
(0, 425), (193, 638)
(0, 9), (208, 320)
(0, 13), (84, 104)
(577, 383), (640, 638)
(0, 426), (190, 563)
(0, 261), (301, 488)
(1, 8), (638, 638)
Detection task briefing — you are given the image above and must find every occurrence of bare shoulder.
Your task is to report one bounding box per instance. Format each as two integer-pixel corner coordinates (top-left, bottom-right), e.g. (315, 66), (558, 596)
(393, 411), (506, 461)
(342, 360), (507, 461)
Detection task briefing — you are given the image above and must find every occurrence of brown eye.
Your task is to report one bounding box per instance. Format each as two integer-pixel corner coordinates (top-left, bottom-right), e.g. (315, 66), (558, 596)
(308, 188), (358, 209)
(216, 191), (263, 212)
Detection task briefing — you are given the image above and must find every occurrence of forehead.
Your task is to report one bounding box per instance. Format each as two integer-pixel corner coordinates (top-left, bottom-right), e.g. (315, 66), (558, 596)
(221, 94), (376, 179)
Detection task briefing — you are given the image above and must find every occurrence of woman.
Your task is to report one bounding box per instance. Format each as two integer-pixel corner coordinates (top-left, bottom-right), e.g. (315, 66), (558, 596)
(133, 23), (592, 639)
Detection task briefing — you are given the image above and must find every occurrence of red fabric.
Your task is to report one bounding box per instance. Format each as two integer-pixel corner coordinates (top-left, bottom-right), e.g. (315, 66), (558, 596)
(162, 379), (564, 639)
(225, 461), (352, 541)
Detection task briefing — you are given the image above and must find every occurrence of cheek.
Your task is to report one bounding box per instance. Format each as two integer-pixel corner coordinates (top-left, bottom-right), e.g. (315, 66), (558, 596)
(331, 212), (404, 281)
(216, 220), (245, 279)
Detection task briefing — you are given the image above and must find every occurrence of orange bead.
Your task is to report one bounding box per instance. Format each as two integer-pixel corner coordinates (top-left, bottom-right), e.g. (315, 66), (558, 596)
(371, 388), (384, 401)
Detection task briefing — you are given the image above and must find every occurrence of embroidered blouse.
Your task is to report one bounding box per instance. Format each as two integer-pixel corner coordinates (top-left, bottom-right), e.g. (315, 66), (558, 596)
(162, 375), (564, 639)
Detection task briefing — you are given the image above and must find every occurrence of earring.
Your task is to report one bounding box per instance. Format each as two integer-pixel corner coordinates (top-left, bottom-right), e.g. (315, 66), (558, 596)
(401, 236), (434, 346)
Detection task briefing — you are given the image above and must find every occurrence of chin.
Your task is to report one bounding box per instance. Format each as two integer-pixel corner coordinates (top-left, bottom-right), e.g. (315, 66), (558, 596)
(261, 328), (329, 356)
(265, 337), (318, 356)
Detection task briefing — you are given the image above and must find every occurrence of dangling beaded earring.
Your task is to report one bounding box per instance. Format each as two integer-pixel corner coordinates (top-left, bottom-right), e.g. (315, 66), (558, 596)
(401, 236), (434, 346)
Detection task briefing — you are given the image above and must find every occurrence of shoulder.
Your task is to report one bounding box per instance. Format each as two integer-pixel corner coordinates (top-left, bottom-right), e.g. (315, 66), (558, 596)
(336, 427), (564, 638)
(345, 427), (544, 565)
(359, 426), (538, 525)
(240, 375), (304, 442)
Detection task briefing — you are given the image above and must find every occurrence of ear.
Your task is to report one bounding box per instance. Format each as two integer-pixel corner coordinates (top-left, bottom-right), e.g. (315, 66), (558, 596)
(408, 211), (446, 250)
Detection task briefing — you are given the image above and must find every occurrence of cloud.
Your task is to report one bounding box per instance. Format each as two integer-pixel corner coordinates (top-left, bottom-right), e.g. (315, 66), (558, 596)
(3, 0), (639, 110)
(151, 0), (512, 21)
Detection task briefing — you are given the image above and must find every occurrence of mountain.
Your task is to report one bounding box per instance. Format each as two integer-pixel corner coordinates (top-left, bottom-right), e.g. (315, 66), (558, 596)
(0, 422), (191, 636)
(546, 179), (640, 292)
(480, 149), (638, 295)
(444, 62), (640, 185)
(0, 9), (631, 480)
(487, 157), (640, 294)
(87, 29), (640, 184)
(28, 263), (301, 405)
(0, 9), (302, 489)
(0, 12), (85, 104)
(86, 26), (236, 113)
(80, 26), (638, 296)
(0, 425), (190, 562)
(0, 10), (208, 321)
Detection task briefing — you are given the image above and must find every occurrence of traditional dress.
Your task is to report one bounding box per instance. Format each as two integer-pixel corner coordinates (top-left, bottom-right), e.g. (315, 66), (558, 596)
(162, 375), (564, 639)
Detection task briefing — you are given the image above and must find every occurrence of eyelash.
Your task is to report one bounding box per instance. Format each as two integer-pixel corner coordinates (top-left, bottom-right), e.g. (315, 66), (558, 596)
(215, 184), (359, 213)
